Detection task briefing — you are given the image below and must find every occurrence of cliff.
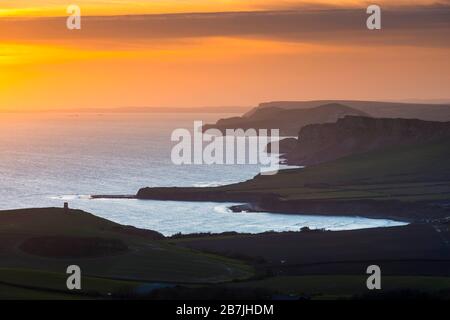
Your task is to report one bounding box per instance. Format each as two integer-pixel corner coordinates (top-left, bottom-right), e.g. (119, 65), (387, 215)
(133, 136), (450, 221)
(278, 116), (450, 165)
(203, 103), (369, 136)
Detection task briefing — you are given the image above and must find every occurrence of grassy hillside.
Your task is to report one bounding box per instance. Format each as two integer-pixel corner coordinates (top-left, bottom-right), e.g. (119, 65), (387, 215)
(0, 268), (139, 299)
(0, 208), (254, 299)
(175, 223), (450, 300)
(225, 139), (450, 202)
(225, 275), (450, 300)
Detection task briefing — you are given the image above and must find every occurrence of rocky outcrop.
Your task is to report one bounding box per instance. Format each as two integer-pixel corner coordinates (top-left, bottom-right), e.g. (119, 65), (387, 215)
(279, 116), (450, 165)
(267, 137), (298, 154)
(203, 103), (369, 136)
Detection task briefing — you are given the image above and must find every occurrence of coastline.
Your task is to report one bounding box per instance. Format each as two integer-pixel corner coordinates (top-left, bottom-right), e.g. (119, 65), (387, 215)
(1, 207), (448, 299)
(92, 188), (447, 224)
(91, 138), (450, 225)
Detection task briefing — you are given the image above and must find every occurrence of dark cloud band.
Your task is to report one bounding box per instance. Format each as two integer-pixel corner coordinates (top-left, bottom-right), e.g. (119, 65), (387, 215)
(1, 6), (449, 48)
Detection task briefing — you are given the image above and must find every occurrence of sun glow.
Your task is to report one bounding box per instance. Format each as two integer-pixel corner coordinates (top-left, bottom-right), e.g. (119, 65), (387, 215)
(0, 1), (439, 17)
(0, 1), (448, 112)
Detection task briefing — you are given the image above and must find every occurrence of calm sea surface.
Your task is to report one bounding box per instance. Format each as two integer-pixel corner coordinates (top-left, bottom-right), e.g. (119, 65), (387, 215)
(0, 113), (406, 235)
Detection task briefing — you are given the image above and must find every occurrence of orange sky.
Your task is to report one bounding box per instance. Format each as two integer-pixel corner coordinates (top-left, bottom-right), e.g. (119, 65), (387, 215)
(0, 1), (449, 111)
(1, 1), (442, 17)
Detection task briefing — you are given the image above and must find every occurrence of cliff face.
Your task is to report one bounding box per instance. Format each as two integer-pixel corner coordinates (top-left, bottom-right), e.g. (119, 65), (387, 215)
(203, 103), (369, 136)
(282, 116), (450, 165)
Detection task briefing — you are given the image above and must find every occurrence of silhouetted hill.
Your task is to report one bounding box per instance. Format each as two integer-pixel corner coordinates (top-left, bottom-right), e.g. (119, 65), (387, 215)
(203, 103), (368, 136)
(0, 208), (253, 289)
(275, 116), (450, 165)
(247, 100), (450, 121)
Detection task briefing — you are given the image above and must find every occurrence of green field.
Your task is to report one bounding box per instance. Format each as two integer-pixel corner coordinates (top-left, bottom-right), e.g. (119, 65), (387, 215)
(0, 283), (76, 300)
(225, 275), (450, 300)
(0, 208), (254, 299)
(222, 139), (450, 202)
(0, 268), (140, 299)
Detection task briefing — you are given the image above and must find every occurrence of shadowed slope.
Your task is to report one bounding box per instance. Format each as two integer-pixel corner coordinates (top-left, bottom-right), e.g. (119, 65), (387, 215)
(203, 103), (368, 136)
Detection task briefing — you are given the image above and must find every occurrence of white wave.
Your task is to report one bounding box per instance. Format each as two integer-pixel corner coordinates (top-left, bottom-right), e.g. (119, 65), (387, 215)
(193, 181), (235, 187)
(213, 205), (233, 214)
(48, 194), (91, 200)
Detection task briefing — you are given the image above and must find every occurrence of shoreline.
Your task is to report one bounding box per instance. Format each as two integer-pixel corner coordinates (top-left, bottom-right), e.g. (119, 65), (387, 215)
(90, 192), (436, 224)
(91, 190), (446, 224)
(1, 207), (449, 300)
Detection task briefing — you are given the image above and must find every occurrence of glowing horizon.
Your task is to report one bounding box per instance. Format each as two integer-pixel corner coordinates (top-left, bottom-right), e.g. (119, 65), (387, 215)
(0, 1), (449, 112)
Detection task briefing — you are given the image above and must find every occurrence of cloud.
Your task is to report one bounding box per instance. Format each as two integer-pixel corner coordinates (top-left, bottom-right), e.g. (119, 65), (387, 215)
(0, 5), (449, 48)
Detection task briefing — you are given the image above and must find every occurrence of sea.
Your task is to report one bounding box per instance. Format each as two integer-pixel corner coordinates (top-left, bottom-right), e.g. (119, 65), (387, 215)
(0, 113), (407, 236)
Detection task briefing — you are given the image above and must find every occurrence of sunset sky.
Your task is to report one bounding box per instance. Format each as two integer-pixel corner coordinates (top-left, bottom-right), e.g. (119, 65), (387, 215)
(0, 0), (449, 111)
